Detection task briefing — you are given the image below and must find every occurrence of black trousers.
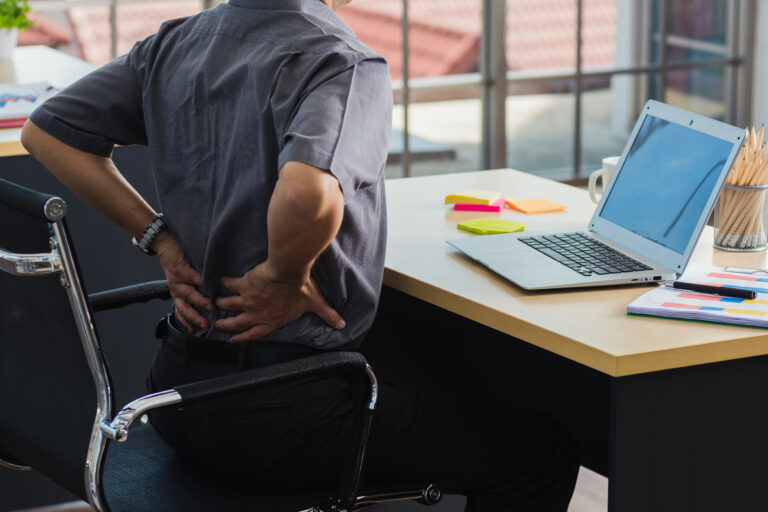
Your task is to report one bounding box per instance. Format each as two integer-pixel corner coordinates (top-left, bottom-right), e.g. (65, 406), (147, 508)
(149, 317), (579, 511)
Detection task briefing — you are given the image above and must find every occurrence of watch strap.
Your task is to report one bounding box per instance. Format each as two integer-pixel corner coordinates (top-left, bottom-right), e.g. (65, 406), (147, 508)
(132, 214), (166, 255)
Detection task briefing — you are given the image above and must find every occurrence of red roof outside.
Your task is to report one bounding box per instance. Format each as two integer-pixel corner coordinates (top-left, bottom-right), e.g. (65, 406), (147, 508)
(337, 0), (616, 78)
(18, 0), (616, 79)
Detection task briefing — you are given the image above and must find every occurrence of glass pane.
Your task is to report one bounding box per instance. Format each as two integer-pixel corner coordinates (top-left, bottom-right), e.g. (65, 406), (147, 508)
(339, 1), (481, 80)
(581, 73), (661, 174)
(651, 0), (729, 65)
(337, 0), (402, 82)
(581, 0), (618, 71)
(60, 1), (202, 66)
(507, 0), (577, 73)
(387, 99), (482, 179)
(665, 66), (726, 121)
(507, 79), (575, 180)
(666, 0), (727, 44)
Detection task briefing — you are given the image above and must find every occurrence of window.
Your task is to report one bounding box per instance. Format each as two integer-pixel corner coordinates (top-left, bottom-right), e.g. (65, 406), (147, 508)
(26, 0), (756, 183)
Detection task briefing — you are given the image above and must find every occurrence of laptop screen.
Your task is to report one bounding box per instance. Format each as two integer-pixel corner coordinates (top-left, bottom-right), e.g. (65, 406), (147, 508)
(597, 114), (735, 254)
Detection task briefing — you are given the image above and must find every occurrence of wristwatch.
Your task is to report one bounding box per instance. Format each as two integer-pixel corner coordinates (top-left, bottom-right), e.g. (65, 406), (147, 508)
(132, 214), (167, 255)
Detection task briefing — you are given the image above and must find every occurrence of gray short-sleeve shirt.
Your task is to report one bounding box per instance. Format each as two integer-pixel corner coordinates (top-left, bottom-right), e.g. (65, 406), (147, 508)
(30, 0), (392, 349)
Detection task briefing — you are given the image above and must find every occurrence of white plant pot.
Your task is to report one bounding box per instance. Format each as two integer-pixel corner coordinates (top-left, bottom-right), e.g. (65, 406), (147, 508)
(0, 28), (18, 60)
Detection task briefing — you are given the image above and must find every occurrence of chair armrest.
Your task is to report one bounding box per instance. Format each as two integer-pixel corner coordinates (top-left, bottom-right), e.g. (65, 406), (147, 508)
(100, 351), (375, 442)
(89, 280), (170, 312)
(176, 350), (373, 406)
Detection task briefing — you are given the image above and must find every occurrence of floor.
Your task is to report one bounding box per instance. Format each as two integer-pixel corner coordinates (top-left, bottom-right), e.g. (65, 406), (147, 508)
(13, 466), (607, 512)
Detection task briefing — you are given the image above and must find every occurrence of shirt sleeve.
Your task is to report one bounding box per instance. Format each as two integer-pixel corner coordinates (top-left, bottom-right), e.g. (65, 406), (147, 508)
(277, 57), (392, 201)
(28, 39), (152, 157)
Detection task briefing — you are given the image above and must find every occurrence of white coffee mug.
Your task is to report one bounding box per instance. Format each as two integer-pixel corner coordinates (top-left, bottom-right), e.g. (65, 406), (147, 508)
(588, 156), (620, 204)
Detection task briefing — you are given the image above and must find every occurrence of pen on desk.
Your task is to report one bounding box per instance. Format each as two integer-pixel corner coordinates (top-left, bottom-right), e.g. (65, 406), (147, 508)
(668, 281), (757, 300)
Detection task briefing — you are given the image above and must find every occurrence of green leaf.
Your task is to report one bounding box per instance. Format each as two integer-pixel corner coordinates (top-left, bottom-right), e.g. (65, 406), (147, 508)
(0, 0), (31, 31)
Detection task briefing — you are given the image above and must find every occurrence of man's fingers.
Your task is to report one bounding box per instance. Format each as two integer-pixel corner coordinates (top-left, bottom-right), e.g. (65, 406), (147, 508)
(173, 300), (195, 334)
(230, 324), (274, 343)
(174, 298), (209, 330)
(187, 287), (214, 312)
(219, 275), (243, 293)
(307, 283), (345, 330)
(215, 294), (245, 312)
(178, 264), (205, 288)
(215, 313), (254, 333)
(171, 283), (213, 312)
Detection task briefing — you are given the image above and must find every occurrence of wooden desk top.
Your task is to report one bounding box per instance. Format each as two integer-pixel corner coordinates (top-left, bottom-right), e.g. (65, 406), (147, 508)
(0, 46), (95, 158)
(384, 169), (768, 377)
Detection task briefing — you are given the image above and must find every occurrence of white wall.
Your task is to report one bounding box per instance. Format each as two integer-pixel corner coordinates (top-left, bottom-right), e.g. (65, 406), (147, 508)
(753, 1), (768, 125)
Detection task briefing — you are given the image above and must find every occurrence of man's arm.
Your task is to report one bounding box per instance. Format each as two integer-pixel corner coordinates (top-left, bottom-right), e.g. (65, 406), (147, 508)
(20, 121), (212, 332)
(214, 160), (346, 342)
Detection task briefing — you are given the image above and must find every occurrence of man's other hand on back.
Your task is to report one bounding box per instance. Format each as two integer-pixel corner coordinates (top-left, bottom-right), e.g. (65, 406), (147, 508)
(214, 260), (345, 342)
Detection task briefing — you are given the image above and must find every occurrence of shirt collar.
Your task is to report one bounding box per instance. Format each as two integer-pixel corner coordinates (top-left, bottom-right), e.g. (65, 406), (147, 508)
(228, 0), (329, 13)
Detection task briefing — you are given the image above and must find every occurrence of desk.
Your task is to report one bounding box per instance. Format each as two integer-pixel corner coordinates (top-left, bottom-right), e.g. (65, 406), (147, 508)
(378, 169), (768, 511)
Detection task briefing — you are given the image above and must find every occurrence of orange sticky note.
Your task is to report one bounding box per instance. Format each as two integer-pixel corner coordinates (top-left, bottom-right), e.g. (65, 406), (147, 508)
(505, 198), (567, 214)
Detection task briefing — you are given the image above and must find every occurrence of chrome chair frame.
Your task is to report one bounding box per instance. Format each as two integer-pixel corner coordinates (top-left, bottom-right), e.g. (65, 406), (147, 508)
(0, 189), (441, 512)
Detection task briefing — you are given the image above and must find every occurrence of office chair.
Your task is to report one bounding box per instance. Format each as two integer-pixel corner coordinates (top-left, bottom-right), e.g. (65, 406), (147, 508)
(0, 177), (442, 512)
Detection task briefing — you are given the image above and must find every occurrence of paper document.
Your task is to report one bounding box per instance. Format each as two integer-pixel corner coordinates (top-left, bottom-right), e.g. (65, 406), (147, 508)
(0, 82), (57, 121)
(627, 264), (768, 328)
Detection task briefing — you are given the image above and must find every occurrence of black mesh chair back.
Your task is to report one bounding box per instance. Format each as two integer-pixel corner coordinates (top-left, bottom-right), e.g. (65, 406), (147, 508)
(0, 178), (441, 512)
(0, 178), (109, 501)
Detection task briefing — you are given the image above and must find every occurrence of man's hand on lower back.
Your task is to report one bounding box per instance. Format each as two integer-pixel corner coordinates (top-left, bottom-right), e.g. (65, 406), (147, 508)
(153, 231), (213, 334)
(214, 260), (345, 342)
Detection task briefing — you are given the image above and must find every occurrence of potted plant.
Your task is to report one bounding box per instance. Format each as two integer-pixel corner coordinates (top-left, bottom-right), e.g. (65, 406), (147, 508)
(0, 0), (31, 59)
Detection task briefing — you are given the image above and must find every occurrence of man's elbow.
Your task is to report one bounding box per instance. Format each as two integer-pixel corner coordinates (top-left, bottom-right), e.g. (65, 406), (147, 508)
(280, 161), (344, 215)
(20, 120), (43, 158)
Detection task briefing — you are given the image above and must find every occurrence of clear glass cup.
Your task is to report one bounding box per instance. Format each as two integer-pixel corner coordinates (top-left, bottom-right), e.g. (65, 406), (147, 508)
(713, 184), (768, 252)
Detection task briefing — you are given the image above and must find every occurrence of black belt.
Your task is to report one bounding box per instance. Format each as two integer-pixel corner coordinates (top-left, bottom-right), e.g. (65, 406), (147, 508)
(155, 314), (321, 368)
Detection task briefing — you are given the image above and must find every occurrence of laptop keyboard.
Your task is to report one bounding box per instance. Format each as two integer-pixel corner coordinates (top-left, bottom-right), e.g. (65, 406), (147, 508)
(518, 232), (652, 277)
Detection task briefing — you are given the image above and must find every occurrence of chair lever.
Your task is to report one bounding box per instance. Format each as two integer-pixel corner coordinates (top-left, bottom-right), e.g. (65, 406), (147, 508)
(100, 389), (181, 442)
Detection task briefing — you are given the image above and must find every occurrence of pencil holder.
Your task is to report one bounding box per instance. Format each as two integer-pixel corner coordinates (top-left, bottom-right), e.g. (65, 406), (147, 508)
(713, 184), (768, 251)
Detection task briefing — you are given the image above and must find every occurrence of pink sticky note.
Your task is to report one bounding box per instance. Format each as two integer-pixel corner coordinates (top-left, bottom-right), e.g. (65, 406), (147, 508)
(453, 198), (506, 213)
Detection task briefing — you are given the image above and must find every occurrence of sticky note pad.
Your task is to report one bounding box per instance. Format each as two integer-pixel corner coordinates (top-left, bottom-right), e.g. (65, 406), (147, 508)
(505, 198), (567, 214)
(445, 190), (501, 205)
(454, 198), (506, 212)
(457, 218), (526, 235)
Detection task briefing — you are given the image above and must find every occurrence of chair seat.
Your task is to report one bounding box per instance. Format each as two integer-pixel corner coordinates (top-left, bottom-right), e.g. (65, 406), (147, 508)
(101, 425), (328, 512)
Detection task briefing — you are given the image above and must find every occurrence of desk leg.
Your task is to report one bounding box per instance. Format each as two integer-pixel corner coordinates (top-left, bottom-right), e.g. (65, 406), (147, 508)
(608, 355), (768, 512)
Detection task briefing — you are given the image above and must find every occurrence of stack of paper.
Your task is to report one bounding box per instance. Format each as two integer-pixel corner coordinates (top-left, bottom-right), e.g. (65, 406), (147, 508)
(0, 82), (57, 127)
(627, 264), (768, 328)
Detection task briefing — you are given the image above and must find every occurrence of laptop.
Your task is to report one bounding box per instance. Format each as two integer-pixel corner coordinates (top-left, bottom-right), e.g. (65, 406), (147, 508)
(446, 100), (745, 290)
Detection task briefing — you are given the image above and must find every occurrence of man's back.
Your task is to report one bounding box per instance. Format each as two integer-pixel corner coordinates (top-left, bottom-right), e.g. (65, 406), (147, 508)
(32, 0), (393, 347)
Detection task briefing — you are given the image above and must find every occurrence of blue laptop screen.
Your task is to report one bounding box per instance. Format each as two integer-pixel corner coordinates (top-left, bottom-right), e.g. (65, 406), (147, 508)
(598, 114), (734, 254)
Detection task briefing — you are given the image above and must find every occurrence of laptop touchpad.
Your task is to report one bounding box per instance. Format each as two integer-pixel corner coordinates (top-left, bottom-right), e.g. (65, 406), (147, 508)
(479, 250), (561, 271)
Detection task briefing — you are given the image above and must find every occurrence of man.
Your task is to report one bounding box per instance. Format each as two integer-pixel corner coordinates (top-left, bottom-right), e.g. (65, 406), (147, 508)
(22, 0), (579, 509)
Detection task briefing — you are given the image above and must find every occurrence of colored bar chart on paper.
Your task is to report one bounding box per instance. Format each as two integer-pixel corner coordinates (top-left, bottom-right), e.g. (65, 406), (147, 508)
(0, 82), (57, 122)
(627, 264), (768, 328)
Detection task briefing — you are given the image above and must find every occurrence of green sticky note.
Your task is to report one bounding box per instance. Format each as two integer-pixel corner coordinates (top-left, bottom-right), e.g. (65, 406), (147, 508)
(457, 218), (526, 235)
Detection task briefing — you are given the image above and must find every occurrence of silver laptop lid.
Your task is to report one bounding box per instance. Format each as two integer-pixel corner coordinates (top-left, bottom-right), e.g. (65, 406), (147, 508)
(588, 100), (744, 275)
